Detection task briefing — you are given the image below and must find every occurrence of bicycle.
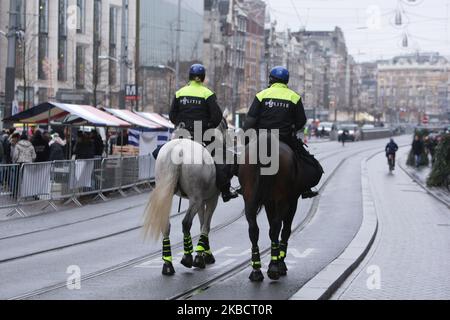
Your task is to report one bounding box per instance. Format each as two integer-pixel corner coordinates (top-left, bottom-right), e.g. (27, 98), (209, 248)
(387, 154), (395, 172)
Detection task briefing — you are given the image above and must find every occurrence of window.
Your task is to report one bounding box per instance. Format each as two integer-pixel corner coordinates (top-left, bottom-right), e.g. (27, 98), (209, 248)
(76, 0), (85, 34)
(109, 7), (118, 85)
(76, 45), (85, 89)
(38, 36), (48, 80)
(58, 0), (68, 81)
(39, 0), (49, 33)
(38, 0), (49, 80)
(15, 0), (26, 30)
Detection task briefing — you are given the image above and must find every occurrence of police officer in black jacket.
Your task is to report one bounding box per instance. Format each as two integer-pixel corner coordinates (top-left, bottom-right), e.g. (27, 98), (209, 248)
(244, 66), (319, 199)
(169, 64), (238, 202)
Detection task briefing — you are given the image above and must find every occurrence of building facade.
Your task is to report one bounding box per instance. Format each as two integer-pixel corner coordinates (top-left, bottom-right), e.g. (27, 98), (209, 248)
(377, 52), (449, 123)
(0, 0), (137, 117)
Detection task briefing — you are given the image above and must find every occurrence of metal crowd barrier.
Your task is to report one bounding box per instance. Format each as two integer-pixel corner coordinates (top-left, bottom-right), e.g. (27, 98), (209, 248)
(0, 155), (155, 217)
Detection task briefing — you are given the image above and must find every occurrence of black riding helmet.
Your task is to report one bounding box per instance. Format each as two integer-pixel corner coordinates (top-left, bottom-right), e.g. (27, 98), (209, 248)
(189, 64), (206, 82)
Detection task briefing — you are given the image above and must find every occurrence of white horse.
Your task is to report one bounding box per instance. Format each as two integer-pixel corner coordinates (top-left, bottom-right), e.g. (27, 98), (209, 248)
(142, 121), (228, 276)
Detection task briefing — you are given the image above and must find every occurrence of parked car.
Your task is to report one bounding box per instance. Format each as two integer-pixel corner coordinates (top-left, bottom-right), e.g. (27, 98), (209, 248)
(338, 124), (359, 142)
(318, 122), (335, 137)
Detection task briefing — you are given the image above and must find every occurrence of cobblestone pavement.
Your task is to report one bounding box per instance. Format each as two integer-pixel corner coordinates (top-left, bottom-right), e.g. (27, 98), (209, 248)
(333, 148), (450, 300)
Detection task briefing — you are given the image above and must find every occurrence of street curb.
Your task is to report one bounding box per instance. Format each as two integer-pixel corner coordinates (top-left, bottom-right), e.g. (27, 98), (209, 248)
(289, 156), (379, 300)
(398, 156), (450, 210)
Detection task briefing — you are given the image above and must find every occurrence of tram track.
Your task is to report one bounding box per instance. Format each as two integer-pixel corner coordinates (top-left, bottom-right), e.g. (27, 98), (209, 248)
(7, 141), (388, 300)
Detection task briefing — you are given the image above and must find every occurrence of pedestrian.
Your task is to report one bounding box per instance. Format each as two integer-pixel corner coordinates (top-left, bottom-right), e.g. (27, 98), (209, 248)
(341, 129), (348, 146)
(2, 129), (15, 164)
(321, 126), (326, 138)
(13, 133), (36, 164)
(8, 133), (20, 198)
(425, 136), (437, 164)
(49, 133), (66, 161)
(74, 133), (95, 160)
(91, 131), (104, 158)
(32, 129), (50, 162)
(412, 135), (424, 168)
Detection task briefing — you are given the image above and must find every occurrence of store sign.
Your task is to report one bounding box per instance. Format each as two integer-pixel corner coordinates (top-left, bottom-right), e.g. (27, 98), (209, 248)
(125, 85), (138, 101)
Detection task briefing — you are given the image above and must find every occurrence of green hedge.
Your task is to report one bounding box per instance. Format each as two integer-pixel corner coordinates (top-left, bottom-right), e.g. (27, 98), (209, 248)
(427, 133), (450, 187)
(406, 129), (429, 167)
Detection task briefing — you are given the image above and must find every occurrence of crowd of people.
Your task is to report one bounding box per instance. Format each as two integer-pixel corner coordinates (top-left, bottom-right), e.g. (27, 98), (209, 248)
(411, 133), (442, 167)
(0, 128), (111, 166)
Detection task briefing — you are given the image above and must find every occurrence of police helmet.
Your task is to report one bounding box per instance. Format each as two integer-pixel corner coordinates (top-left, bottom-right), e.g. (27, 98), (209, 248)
(189, 64), (206, 82)
(269, 66), (290, 84)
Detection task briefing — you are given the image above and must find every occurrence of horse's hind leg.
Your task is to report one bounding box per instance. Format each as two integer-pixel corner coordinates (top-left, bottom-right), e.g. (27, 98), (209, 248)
(266, 201), (284, 281)
(246, 203), (264, 282)
(279, 198), (298, 276)
(193, 202), (209, 269)
(198, 196), (219, 265)
(181, 202), (200, 269)
(162, 223), (175, 276)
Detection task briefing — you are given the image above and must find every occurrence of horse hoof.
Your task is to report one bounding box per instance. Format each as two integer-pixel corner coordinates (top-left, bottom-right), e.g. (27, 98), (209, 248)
(162, 262), (175, 276)
(249, 270), (264, 282)
(267, 262), (280, 281)
(181, 254), (193, 269)
(279, 261), (288, 276)
(193, 254), (206, 269)
(204, 253), (216, 265)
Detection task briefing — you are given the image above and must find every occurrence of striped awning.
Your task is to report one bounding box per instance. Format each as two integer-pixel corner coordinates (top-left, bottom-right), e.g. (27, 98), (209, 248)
(136, 112), (175, 129)
(104, 108), (163, 129)
(4, 102), (131, 127)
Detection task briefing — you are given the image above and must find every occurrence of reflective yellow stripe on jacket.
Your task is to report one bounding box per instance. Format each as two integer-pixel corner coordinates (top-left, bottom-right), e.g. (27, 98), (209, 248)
(256, 83), (301, 104)
(175, 81), (215, 99)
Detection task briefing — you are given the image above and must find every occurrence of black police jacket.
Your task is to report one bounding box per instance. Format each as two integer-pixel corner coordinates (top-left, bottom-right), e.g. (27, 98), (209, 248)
(244, 83), (307, 137)
(169, 81), (223, 132)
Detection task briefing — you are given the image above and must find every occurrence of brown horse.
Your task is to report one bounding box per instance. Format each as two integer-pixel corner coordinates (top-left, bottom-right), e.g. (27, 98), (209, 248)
(238, 133), (321, 281)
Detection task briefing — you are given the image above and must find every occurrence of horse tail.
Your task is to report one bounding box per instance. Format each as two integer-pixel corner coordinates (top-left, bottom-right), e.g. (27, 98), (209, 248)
(252, 163), (276, 215)
(142, 147), (180, 241)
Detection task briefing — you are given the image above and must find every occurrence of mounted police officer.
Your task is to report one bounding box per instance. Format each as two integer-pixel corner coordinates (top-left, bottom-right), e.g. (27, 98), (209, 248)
(169, 64), (238, 202)
(243, 66), (321, 199)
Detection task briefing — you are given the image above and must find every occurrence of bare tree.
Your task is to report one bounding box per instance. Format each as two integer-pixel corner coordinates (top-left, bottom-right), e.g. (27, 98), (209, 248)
(15, 12), (38, 111)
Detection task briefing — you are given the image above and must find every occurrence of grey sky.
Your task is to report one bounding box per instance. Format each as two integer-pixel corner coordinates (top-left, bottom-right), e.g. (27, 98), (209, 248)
(266, 0), (450, 62)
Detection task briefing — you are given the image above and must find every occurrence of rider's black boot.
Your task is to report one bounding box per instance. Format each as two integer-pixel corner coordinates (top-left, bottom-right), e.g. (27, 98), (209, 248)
(302, 189), (319, 199)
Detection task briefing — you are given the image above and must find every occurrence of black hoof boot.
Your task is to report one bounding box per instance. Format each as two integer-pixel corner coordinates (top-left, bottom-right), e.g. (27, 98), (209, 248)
(181, 254), (193, 269)
(204, 253), (216, 265)
(279, 260), (288, 276)
(193, 254), (206, 269)
(267, 261), (280, 281)
(249, 269), (264, 282)
(162, 262), (175, 276)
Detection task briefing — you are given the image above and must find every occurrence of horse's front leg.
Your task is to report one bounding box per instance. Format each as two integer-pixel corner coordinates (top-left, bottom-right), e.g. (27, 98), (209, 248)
(162, 223), (175, 276)
(278, 199), (298, 276)
(246, 204), (264, 282)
